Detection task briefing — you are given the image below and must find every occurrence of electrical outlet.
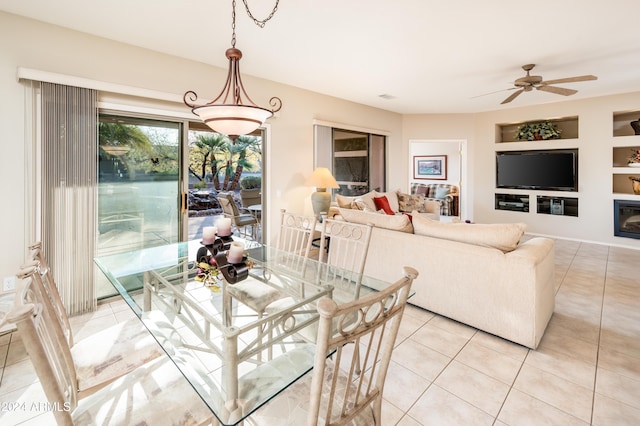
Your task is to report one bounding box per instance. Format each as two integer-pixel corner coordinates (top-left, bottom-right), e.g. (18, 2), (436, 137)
(3, 276), (16, 292)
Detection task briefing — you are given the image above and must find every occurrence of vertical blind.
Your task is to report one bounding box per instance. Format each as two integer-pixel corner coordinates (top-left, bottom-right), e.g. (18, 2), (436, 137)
(41, 83), (98, 315)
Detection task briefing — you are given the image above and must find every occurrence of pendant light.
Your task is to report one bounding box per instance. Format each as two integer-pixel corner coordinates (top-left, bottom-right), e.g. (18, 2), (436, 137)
(184, 0), (282, 140)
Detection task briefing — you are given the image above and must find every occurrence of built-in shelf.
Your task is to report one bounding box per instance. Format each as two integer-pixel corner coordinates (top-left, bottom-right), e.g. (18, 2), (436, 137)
(495, 193), (529, 212)
(613, 146), (640, 167)
(496, 116), (579, 143)
(536, 196), (578, 217)
(613, 173), (640, 196)
(613, 110), (640, 137)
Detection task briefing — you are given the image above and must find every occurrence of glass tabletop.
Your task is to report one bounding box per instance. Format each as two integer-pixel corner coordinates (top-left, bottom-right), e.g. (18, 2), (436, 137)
(95, 238), (393, 425)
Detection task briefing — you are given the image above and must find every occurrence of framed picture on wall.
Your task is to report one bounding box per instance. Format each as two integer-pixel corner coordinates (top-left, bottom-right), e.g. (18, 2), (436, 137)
(414, 155), (447, 180)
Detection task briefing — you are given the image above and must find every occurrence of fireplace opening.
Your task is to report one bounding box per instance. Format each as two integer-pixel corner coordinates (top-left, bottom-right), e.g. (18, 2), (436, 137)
(614, 200), (640, 240)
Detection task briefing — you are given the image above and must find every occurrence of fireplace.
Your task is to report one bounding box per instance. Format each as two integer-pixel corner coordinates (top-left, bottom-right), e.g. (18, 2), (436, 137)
(614, 200), (640, 239)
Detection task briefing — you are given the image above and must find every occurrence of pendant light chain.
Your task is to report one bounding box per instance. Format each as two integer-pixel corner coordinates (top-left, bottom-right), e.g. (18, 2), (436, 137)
(242, 0), (280, 28)
(231, 0), (237, 47)
(231, 0), (279, 46)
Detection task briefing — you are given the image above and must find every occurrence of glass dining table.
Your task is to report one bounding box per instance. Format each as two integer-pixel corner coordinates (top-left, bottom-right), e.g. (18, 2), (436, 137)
(95, 238), (393, 425)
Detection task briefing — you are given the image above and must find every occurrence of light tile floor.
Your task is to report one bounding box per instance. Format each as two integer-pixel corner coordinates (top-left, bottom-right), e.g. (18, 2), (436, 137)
(1, 238), (639, 425)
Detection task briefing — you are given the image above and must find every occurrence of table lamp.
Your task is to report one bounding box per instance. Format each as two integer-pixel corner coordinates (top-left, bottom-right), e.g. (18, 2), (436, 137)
(305, 167), (339, 219)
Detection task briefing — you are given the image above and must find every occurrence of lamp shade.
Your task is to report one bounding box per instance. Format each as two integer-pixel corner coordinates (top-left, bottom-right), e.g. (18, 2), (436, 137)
(305, 167), (339, 190)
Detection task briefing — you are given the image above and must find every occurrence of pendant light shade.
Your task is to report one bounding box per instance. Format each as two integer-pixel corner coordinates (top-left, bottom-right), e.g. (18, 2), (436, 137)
(190, 103), (274, 137)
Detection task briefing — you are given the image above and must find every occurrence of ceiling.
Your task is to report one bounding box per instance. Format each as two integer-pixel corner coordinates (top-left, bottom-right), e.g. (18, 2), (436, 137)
(2, 0), (640, 114)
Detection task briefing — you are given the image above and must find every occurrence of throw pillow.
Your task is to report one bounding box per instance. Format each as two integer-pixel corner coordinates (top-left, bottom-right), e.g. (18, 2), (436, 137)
(374, 190), (400, 213)
(374, 196), (395, 215)
(434, 186), (450, 199)
(412, 213), (526, 252)
(338, 208), (414, 233)
(335, 194), (354, 209)
(413, 184), (430, 197)
(335, 191), (377, 211)
(397, 192), (427, 213)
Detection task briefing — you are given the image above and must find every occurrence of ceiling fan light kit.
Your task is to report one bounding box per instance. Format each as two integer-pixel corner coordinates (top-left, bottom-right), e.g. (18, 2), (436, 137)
(183, 0), (282, 140)
(500, 64), (597, 105)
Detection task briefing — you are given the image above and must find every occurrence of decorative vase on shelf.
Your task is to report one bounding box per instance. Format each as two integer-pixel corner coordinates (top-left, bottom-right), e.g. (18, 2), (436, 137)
(630, 177), (640, 195)
(630, 118), (640, 135)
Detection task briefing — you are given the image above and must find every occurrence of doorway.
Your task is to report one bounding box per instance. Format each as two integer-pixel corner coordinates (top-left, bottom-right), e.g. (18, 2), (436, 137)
(409, 139), (468, 219)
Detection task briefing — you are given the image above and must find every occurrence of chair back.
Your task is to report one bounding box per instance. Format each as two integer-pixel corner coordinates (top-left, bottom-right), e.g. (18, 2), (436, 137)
(218, 191), (241, 221)
(277, 209), (317, 257)
(240, 188), (261, 208)
(273, 209), (318, 281)
(8, 272), (79, 425)
(308, 266), (418, 425)
(318, 219), (373, 296)
(22, 242), (74, 347)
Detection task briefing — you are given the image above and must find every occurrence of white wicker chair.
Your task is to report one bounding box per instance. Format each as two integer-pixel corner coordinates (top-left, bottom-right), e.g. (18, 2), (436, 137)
(8, 274), (214, 426)
(225, 210), (318, 361)
(246, 266), (418, 425)
(18, 242), (164, 395)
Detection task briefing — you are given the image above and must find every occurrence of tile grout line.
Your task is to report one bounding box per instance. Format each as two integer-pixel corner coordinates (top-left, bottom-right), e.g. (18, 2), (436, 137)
(589, 245), (610, 425)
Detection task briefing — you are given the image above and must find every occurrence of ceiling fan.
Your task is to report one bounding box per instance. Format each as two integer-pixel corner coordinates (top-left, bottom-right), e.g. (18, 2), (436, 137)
(500, 64), (597, 104)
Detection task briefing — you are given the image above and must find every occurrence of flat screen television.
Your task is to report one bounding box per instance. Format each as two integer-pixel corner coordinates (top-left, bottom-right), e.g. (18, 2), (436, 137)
(496, 149), (578, 192)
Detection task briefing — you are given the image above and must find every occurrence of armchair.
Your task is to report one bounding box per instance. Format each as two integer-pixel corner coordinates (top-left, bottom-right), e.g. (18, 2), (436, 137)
(411, 182), (459, 216)
(217, 191), (260, 240)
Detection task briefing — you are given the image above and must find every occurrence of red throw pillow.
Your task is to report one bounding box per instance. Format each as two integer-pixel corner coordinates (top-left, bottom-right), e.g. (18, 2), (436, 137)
(374, 196), (395, 215)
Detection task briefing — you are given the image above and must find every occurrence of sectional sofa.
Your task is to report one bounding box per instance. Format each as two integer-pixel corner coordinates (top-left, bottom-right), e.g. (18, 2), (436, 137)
(333, 190), (556, 349)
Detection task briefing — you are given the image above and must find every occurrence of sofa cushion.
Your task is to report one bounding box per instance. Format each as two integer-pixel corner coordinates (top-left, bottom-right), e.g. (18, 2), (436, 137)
(397, 192), (429, 213)
(412, 213), (526, 252)
(335, 191), (377, 212)
(373, 196), (395, 215)
(338, 208), (414, 233)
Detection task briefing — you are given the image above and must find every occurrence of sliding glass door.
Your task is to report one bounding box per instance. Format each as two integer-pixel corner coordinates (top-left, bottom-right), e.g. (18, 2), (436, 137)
(96, 114), (183, 298)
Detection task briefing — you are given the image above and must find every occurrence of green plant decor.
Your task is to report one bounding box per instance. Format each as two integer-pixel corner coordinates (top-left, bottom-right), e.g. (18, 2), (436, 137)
(514, 121), (562, 141)
(194, 181), (207, 190)
(240, 175), (261, 189)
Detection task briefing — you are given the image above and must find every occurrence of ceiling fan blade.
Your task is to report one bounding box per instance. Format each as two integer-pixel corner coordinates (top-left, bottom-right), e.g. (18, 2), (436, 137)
(537, 85), (578, 96)
(501, 89), (524, 104)
(541, 75), (597, 85)
(470, 87), (516, 99)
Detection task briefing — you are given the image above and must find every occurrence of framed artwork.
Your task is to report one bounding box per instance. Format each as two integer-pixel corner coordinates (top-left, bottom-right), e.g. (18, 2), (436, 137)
(414, 155), (447, 180)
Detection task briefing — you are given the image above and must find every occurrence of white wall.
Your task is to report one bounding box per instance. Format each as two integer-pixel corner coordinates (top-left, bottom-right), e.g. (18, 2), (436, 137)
(0, 12), (403, 282)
